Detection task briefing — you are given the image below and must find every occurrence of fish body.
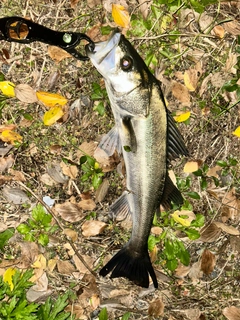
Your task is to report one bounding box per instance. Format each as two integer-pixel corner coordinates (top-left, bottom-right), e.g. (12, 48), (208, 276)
(86, 31), (188, 288)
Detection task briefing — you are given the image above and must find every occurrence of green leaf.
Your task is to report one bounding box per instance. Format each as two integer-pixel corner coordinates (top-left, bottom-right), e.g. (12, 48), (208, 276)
(38, 233), (49, 246)
(41, 213), (52, 227)
(32, 204), (46, 222)
(123, 145), (131, 152)
(17, 224), (31, 235)
(191, 214), (205, 227)
(87, 156), (96, 167)
(0, 228), (14, 250)
(184, 228), (200, 240)
(80, 155), (87, 164)
(92, 172), (103, 190)
(38, 293), (71, 320)
(176, 241), (190, 266)
(200, 177), (207, 190)
(99, 307), (108, 320)
(148, 235), (158, 251)
(24, 233), (35, 242)
(93, 101), (105, 116)
(163, 239), (175, 260)
(185, 191), (201, 200)
(216, 160), (228, 167)
(121, 312), (131, 320)
(166, 258), (178, 271)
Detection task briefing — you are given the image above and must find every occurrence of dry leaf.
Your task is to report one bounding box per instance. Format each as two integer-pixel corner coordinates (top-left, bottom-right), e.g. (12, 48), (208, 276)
(223, 20), (240, 36)
(224, 53), (238, 74)
(151, 226), (163, 235)
(212, 25), (225, 38)
(60, 162), (78, 179)
(73, 254), (94, 274)
(112, 4), (130, 28)
(95, 179), (110, 203)
(47, 163), (69, 184)
(221, 188), (240, 221)
(48, 71), (60, 90)
(206, 165), (221, 178)
(94, 147), (119, 172)
(181, 308), (201, 320)
(214, 222), (240, 236)
(200, 249), (216, 275)
(211, 71), (230, 88)
(148, 298), (164, 317)
(14, 84), (38, 103)
(47, 258), (58, 272)
(223, 306), (240, 319)
(55, 202), (85, 222)
(81, 220), (107, 237)
(138, 0), (150, 19)
(2, 186), (29, 204)
(175, 264), (191, 279)
(184, 69), (199, 91)
(171, 81), (191, 105)
(0, 124), (17, 132)
(188, 260), (202, 282)
(199, 73), (212, 97)
(76, 141), (98, 160)
(57, 260), (75, 274)
(48, 46), (72, 62)
(32, 254), (47, 270)
(64, 228), (78, 242)
(184, 160), (202, 173)
(78, 199), (96, 211)
(0, 154), (14, 173)
(200, 222), (222, 242)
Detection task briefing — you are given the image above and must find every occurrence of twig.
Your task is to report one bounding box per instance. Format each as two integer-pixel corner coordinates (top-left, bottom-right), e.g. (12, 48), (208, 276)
(16, 181), (96, 276)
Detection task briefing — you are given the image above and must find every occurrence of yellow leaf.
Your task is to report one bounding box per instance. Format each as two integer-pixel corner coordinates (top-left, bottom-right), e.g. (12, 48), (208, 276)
(36, 91), (68, 108)
(174, 111), (191, 123)
(232, 126), (240, 138)
(112, 4), (130, 28)
(3, 268), (16, 291)
(43, 106), (64, 126)
(0, 81), (15, 97)
(171, 211), (191, 227)
(184, 160), (202, 173)
(32, 254), (47, 269)
(0, 130), (23, 145)
(184, 69), (198, 91)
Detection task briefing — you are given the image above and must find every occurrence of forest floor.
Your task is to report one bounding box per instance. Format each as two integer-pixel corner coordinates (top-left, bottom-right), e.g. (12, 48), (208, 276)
(0, 0), (240, 319)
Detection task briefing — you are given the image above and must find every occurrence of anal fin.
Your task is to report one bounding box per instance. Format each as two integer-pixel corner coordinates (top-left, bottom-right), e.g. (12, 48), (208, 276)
(110, 191), (131, 221)
(161, 174), (184, 209)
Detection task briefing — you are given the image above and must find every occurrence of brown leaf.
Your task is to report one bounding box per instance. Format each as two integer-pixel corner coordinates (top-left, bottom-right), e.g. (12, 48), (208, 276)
(214, 222), (240, 236)
(81, 220), (107, 237)
(14, 84), (38, 103)
(200, 249), (216, 275)
(95, 179), (109, 203)
(70, 0), (79, 9)
(3, 186), (29, 204)
(0, 124), (17, 132)
(184, 160), (203, 173)
(48, 46), (72, 62)
(94, 147), (119, 172)
(212, 25), (225, 38)
(64, 228), (78, 242)
(181, 308), (201, 320)
(200, 222), (222, 242)
(206, 165), (221, 178)
(60, 162), (78, 179)
(184, 69), (199, 91)
(223, 20), (240, 36)
(224, 53), (238, 74)
(221, 188), (240, 221)
(73, 255), (94, 274)
(47, 71), (60, 90)
(148, 298), (164, 317)
(0, 154), (14, 173)
(78, 199), (96, 211)
(47, 163), (69, 184)
(138, 0), (151, 19)
(76, 141), (98, 160)
(175, 264), (191, 279)
(171, 81), (191, 105)
(57, 260), (75, 274)
(55, 202), (85, 222)
(223, 306), (240, 320)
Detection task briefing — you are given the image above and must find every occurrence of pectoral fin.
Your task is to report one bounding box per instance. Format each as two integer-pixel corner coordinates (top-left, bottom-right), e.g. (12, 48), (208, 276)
(122, 117), (137, 153)
(98, 126), (122, 156)
(167, 110), (189, 160)
(110, 191), (131, 221)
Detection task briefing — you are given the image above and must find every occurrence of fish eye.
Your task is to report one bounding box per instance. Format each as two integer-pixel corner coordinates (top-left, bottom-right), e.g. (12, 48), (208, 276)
(120, 56), (133, 71)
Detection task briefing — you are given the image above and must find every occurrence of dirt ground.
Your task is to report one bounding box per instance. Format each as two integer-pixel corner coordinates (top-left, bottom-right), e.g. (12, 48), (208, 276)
(0, 1), (240, 319)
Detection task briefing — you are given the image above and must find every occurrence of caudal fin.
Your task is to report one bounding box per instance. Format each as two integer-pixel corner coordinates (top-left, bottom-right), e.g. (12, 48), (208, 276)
(99, 245), (158, 288)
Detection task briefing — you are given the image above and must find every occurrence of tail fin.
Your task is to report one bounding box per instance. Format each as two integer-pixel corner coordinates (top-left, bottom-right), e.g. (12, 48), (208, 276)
(99, 245), (158, 288)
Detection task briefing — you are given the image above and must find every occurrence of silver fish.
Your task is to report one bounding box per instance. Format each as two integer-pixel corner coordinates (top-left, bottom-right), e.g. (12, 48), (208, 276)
(86, 30), (188, 288)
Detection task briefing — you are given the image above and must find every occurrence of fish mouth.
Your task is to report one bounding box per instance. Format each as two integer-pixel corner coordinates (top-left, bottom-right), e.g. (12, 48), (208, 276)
(85, 29), (121, 70)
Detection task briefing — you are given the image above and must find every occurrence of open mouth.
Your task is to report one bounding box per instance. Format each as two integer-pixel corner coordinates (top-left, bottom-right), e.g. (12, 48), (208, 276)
(85, 29), (121, 66)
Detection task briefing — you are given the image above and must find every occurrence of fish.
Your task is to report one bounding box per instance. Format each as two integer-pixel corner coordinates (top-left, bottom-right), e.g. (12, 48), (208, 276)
(85, 30), (188, 288)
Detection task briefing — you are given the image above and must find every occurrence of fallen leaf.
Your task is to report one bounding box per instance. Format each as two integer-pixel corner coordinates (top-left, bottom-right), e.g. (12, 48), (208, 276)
(64, 228), (78, 242)
(81, 220), (107, 237)
(184, 160), (202, 173)
(47, 71), (60, 90)
(0, 130), (23, 145)
(171, 210), (195, 227)
(206, 165), (221, 178)
(181, 308), (201, 320)
(14, 84), (38, 103)
(95, 179), (109, 203)
(0, 124), (17, 132)
(175, 264), (191, 279)
(212, 25), (225, 38)
(76, 141), (98, 160)
(2, 186), (29, 204)
(174, 111), (191, 123)
(55, 202), (85, 222)
(184, 69), (199, 91)
(0, 154), (14, 173)
(0, 81), (15, 97)
(73, 254), (94, 274)
(138, 0), (150, 19)
(223, 306), (240, 319)
(47, 258), (58, 272)
(200, 249), (216, 275)
(48, 46), (72, 62)
(78, 199), (96, 211)
(188, 261), (202, 283)
(171, 81), (191, 105)
(112, 4), (130, 28)
(36, 91), (68, 108)
(32, 254), (47, 269)
(47, 163), (69, 184)
(57, 260), (75, 274)
(224, 53), (238, 74)
(43, 106), (64, 126)
(61, 162), (78, 179)
(200, 222), (222, 242)
(223, 20), (240, 36)
(214, 222), (240, 235)
(232, 126), (240, 138)
(151, 226), (163, 236)
(148, 298), (164, 317)
(221, 188), (240, 221)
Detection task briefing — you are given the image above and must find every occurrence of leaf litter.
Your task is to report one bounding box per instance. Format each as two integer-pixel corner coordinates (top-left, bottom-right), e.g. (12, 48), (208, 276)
(0, 0), (240, 319)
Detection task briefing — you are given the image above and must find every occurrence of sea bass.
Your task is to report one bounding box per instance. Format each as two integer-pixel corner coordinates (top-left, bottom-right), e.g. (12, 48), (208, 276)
(86, 30), (188, 288)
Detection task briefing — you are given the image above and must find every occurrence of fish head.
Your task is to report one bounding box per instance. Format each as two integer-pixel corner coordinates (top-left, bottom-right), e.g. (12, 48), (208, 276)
(85, 30), (153, 98)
